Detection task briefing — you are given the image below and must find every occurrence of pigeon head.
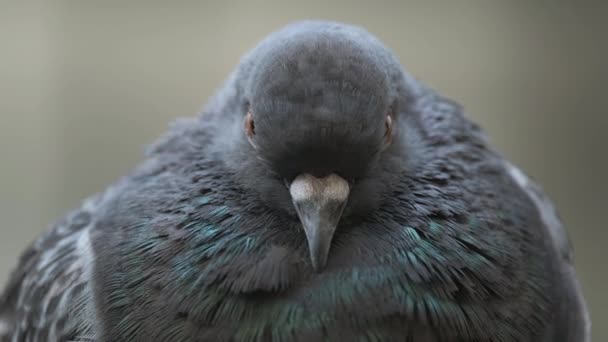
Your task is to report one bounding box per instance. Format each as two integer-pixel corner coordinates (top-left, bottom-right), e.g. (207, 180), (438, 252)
(224, 21), (408, 271)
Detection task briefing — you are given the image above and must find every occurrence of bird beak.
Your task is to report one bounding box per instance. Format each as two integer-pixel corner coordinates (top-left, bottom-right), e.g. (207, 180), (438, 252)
(289, 173), (350, 272)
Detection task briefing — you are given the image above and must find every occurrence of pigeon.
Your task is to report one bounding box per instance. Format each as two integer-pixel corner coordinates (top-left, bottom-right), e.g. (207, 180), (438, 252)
(0, 20), (590, 342)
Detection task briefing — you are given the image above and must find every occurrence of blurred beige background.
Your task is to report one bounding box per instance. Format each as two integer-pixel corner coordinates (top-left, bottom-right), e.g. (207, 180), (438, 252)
(1, 0), (606, 339)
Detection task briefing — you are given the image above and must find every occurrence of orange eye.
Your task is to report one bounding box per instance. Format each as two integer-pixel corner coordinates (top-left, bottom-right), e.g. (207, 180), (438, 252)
(244, 111), (255, 138)
(244, 110), (257, 149)
(384, 114), (393, 145)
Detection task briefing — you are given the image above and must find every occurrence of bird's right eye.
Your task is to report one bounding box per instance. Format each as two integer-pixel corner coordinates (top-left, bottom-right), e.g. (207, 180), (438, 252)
(244, 111), (255, 137)
(244, 110), (257, 149)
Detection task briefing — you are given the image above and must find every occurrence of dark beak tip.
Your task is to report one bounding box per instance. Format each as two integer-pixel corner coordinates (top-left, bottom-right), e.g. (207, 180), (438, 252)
(311, 257), (327, 273)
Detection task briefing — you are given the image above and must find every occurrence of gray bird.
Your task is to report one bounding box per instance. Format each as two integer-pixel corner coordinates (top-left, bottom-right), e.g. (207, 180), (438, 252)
(0, 21), (590, 342)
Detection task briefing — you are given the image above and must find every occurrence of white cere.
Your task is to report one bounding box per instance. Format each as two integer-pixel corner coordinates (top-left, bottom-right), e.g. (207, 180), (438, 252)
(289, 173), (350, 202)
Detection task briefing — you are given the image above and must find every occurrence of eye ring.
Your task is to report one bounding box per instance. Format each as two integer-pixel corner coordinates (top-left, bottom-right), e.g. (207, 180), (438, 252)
(385, 115), (392, 137)
(244, 110), (257, 149)
(383, 114), (393, 148)
(244, 111), (255, 137)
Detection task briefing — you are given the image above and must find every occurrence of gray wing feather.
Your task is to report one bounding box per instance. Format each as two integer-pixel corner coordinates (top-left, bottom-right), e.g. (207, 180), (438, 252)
(0, 192), (109, 342)
(506, 163), (591, 342)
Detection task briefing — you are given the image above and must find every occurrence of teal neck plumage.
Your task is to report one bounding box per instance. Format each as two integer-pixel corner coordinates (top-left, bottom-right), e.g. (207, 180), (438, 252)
(119, 188), (551, 341)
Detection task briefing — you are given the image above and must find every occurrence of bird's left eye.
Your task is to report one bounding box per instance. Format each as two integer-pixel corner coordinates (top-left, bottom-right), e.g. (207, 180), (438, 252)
(383, 114), (393, 147)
